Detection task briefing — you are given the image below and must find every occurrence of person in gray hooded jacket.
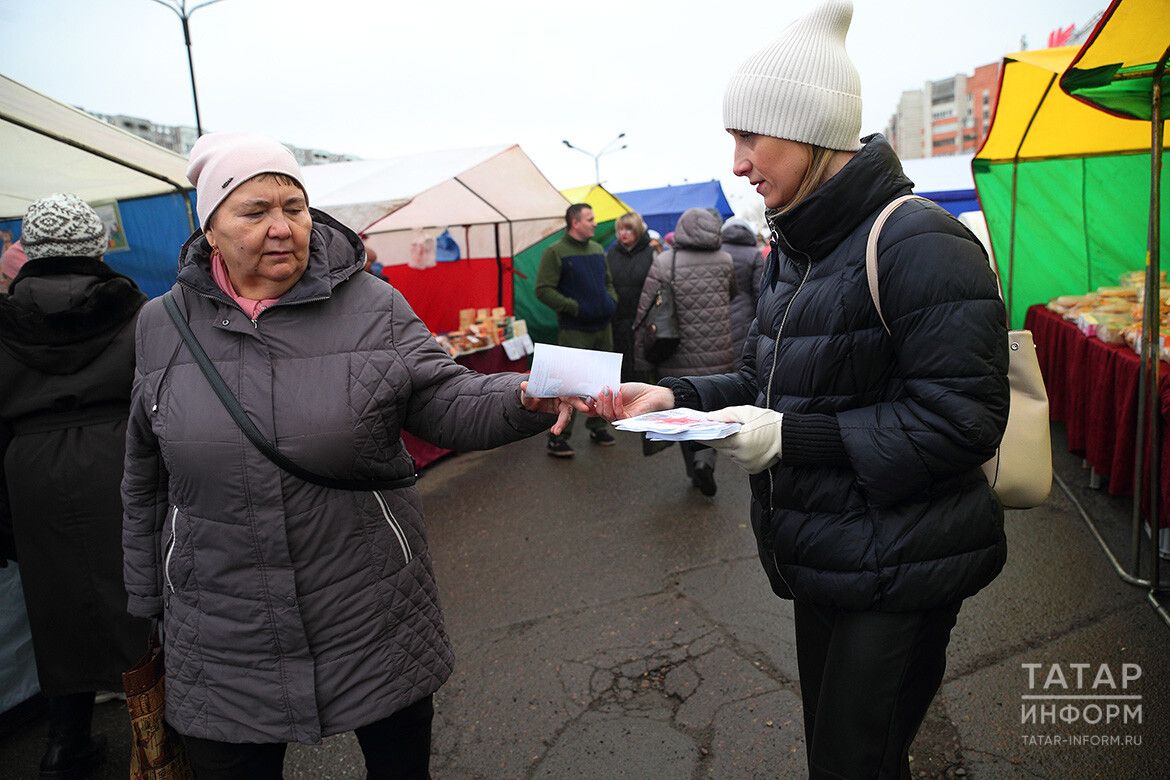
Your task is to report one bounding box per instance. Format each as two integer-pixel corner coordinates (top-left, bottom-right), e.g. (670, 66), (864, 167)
(121, 133), (573, 779)
(634, 208), (735, 496)
(720, 216), (766, 350)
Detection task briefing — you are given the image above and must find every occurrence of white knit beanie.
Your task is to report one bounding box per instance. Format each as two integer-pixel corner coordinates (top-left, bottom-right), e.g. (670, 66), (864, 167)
(723, 0), (862, 151)
(186, 132), (306, 228)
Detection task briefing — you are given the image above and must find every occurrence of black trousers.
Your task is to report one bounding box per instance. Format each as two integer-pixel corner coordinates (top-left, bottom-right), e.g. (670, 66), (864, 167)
(794, 600), (961, 780)
(182, 695), (433, 780)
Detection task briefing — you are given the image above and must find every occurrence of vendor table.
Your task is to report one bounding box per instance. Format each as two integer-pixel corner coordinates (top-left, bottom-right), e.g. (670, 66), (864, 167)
(400, 344), (531, 469)
(1026, 304), (1170, 530)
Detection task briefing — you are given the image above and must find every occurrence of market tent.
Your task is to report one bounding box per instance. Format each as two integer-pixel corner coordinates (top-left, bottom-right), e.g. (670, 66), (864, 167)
(513, 184), (632, 344)
(0, 74), (196, 297)
(615, 180), (733, 237)
(1061, 0), (1169, 120)
(973, 45), (1168, 327)
(301, 145), (568, 333)
(901, 154), (979, 216)
(302, 144), (568, 265)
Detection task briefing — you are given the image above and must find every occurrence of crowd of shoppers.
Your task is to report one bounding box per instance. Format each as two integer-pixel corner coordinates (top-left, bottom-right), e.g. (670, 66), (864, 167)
(1, 3), (1010, 778)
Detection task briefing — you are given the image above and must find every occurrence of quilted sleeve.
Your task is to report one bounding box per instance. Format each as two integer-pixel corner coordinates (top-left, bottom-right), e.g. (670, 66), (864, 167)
(837, 215), (1010, 507)
(392, 289), (555, 449)
(685, 317), (761, 410)
(121, 333), (169, 619)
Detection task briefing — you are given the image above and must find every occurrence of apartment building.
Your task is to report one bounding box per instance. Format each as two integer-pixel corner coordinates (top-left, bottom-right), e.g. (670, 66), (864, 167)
(885, 61), (1000, 160)
(87, 111), (356, 165)
(884, 9), (1104, 160)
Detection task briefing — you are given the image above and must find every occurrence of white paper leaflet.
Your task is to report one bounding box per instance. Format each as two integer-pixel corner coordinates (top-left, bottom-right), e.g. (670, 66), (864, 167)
(524, 343), (622, 399)
(612, 409), (742, 441)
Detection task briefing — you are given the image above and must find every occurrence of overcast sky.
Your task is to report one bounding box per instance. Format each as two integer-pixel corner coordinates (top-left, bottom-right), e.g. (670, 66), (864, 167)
(1, 0), (1104, 215)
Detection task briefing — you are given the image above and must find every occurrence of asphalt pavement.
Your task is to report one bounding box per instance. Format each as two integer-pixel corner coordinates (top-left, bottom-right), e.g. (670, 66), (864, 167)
(1, 423), (1167, 779)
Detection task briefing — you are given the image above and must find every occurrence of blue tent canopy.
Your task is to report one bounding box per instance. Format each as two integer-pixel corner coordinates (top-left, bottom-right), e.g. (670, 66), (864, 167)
(916, 187), (979, 217)
(899, 155), (979, 217)
(1, 191), (194, 298)
(615, 180), (734, 236)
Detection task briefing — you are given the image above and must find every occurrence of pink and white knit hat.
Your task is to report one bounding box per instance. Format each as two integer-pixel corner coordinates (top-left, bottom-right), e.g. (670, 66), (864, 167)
(186, 132), (306, 228)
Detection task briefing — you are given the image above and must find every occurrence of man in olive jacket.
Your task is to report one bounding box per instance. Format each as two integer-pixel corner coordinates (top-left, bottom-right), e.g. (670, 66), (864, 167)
(535, 203), (619, 456)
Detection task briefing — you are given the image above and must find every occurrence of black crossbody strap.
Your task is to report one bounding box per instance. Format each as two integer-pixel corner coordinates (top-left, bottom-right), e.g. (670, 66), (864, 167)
(162, 293), (417, 492)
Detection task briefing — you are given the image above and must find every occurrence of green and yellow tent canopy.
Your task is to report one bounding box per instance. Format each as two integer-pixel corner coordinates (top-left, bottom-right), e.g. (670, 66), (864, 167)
(1061, 0), (1170, 121)
(974, 39), (1168, 327)
(513, 184), (634, 344)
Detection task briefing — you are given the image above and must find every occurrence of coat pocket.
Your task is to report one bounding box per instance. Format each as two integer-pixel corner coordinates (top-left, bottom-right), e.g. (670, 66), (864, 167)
(372, 490), (413, 567)
(163, 506), (179, 594)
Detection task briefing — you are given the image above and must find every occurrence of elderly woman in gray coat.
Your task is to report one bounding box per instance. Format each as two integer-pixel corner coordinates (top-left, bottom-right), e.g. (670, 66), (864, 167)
(121, 133), (572, 779)
(634, 208), (735, 496)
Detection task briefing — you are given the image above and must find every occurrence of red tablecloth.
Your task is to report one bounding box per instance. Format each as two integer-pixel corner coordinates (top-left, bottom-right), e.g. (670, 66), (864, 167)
(1026, 304), (1170, 528)
(400, 345), (531, 469)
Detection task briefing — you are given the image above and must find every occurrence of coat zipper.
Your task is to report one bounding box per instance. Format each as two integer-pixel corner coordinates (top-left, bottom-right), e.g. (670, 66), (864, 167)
(164, 506), (179, 593)
(762, 222), (813, 597)
(372, 490), (412, 564)
(764, 255), (813, 500)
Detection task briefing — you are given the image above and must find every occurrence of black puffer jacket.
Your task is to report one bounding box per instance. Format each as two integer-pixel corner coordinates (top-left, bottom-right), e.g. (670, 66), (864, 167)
(683, 136), (1009, 612)
(606, 231), (655, 380)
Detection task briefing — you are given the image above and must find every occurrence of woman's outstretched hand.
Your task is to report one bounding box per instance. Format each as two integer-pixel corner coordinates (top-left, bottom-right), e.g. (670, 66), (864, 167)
(588, 382), (675, 422)
(519, 381), (576, 436)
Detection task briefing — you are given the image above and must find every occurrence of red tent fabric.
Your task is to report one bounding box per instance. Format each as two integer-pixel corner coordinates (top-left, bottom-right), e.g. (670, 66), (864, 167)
(382, 257), (514, 333)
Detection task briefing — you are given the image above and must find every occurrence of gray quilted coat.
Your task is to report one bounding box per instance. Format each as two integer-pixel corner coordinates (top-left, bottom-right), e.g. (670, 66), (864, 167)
(720, 220), (766, 350)
(634, 209), (736, 378)
(121, 210), (554, 744)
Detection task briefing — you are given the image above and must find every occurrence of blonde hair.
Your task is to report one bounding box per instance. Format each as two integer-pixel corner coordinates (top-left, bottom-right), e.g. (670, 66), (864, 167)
(616, 211), (646, 236)
(778, 145), (837, 215)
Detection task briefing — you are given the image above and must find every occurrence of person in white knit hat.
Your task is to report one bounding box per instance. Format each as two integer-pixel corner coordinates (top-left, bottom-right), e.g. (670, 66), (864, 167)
(585, 2), (1010, 776)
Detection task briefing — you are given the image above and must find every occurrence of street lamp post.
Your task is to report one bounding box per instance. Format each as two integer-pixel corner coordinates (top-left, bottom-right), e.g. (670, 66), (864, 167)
(145, 0), (229, 137)
(562, 133), (627, 184)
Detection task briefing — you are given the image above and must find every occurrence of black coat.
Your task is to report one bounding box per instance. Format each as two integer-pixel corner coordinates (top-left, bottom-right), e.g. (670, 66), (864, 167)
(606, 231), (656, 380)
(0, 256), (150, 693)
(687, 136), (1009, 612)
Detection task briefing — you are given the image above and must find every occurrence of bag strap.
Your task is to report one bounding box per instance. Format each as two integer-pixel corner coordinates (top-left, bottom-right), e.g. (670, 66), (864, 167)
(865, 194), (929, 335)
(162, 292), (417, 492)
(634, 250), (678, 332)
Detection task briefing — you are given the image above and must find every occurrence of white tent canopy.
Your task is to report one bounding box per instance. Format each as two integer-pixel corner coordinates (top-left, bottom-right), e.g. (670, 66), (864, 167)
(301, 144), (569, 266)
(0, 75), (193, 220)
(899, 154), (976, 193)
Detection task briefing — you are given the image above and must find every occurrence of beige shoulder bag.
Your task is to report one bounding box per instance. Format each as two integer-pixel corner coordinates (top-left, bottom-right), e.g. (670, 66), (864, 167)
(865, 194), (1051, 509)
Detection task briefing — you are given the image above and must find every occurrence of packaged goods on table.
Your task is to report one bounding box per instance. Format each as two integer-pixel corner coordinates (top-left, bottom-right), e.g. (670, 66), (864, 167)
(434, 308), (529, 358)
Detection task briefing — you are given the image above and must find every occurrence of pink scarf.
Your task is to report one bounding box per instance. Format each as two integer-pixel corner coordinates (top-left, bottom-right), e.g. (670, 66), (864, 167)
(211, 252), (280, 320)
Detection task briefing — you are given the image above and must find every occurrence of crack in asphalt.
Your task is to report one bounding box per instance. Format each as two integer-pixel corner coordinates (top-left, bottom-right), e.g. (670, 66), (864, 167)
(516, 579), (801, 778)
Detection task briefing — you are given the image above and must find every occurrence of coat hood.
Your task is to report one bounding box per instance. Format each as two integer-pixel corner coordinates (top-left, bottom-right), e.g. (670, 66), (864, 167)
(176, 207), (366, 308)
(673, 208), (723, 251)
(0, 256), (146, 374)
(721, 220), (758, 247)
(769, 134), (913, 263)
